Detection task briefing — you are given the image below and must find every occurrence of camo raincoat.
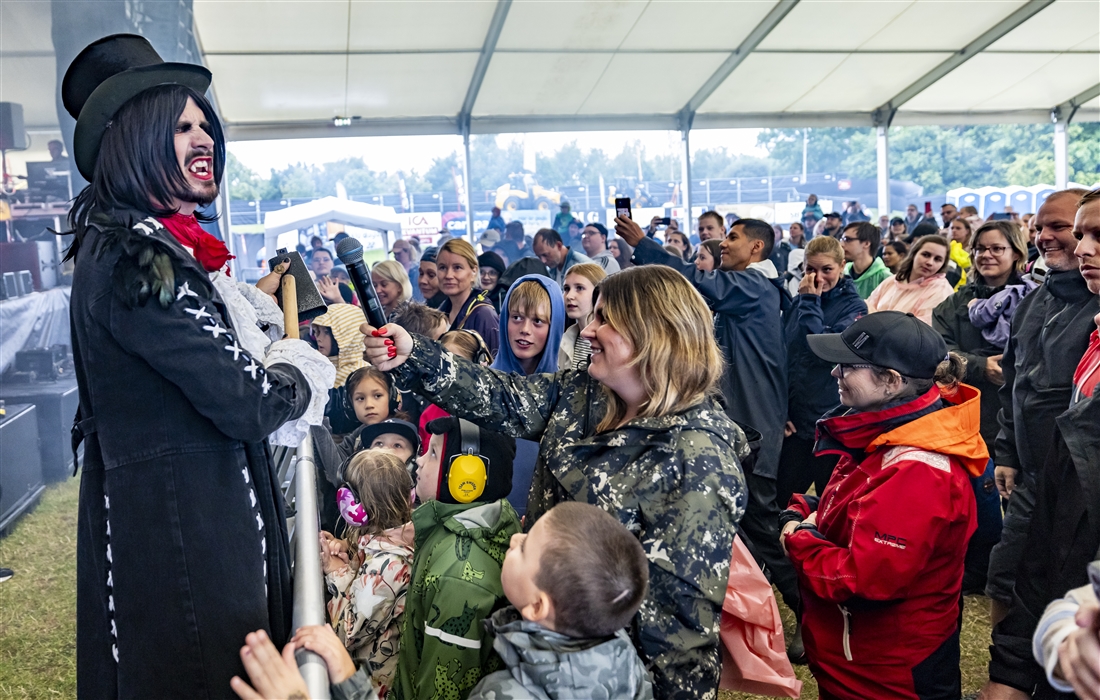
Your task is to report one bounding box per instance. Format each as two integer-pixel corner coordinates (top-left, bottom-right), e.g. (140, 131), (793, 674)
(389, 335), (749, 700)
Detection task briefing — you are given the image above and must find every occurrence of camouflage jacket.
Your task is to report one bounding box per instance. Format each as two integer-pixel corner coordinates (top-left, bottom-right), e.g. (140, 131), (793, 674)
(467, 607), (653, 700)
(391, 336), (749, 700)
(392, 499), (521, 700)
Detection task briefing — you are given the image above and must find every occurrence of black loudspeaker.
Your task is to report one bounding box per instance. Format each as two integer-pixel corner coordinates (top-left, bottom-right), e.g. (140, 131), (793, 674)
(0, 376), (80, 483)
(0, 403), (45, 534)
(0, 103), (27, 151)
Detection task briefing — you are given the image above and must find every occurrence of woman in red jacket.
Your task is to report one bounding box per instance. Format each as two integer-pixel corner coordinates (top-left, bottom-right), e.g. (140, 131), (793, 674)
(780, 311), (988, 699)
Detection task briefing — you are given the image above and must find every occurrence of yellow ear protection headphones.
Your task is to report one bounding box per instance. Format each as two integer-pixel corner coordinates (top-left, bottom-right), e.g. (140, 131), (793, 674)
(446, 419), (490, 503)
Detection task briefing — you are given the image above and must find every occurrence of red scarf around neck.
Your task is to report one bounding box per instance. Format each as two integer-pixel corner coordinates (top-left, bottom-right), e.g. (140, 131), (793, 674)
(158, 213), (234, 275)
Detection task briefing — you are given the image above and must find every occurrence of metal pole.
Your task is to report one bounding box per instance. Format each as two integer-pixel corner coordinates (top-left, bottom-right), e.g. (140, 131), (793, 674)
(291, 436), (331, 700)
(681, 126), (692, 231)
(1054, 120), (1069, 190)
(802, 128), (809, 184)
(462, 127), (475, 243)
(876, 125), (891, 217)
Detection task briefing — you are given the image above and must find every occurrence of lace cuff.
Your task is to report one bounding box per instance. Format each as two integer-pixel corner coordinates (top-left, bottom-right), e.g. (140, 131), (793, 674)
(263, 339), (336, 446)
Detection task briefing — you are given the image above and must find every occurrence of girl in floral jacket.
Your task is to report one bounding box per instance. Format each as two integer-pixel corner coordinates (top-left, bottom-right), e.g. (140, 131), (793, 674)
(322, 450), (416, 698)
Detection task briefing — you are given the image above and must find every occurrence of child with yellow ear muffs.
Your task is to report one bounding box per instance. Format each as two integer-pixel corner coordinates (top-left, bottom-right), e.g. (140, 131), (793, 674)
(395, 416), (520, 700)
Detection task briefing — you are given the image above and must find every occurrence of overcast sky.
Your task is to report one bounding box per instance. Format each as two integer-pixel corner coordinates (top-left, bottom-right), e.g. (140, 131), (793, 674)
(227, 128), (765, 176)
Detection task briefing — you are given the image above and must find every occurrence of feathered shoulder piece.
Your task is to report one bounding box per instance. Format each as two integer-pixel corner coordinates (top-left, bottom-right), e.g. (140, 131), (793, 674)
(87, 211), (212, 309)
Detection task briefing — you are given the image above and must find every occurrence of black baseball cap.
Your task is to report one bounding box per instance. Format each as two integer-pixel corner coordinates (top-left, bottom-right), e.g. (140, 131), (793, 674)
(806, 311), (948, 379)
(824, 212), (842, 219)
(358, 419), (420, 455)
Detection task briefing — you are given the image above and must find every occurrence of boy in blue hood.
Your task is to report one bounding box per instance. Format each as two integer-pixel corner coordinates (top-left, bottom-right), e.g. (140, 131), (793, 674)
(490, 275), (566, 516)
(490, 275), (566, 376)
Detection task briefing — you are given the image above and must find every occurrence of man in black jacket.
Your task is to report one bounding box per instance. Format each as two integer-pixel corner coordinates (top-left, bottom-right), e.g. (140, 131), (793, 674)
(981, 189), (1099, 698)
(64, 36), (326, 698)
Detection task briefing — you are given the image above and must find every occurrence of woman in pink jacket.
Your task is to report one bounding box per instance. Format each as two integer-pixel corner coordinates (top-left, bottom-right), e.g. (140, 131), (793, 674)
(866, 234), (955, 325)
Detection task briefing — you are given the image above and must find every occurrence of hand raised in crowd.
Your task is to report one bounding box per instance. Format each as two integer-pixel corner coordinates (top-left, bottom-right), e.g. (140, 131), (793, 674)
(361, 323), (413, 371)
(615, 216), (647, 247)
(798, 271), (825, 296)
(255, 258), (291, 305)
(1057, 601), (1100, 700)
(292, 625), (359, 685)
(229, 630), (311, 700)
(985, 354), (1004, 386)
(994, 465), (1017, 499)
(648, 215), (663, 234)
(317, 275), (343, 304)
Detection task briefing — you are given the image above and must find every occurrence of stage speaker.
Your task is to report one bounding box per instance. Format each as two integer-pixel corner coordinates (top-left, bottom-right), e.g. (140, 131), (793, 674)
(0, 403), (45, 534)
(0, 103), (27, 151)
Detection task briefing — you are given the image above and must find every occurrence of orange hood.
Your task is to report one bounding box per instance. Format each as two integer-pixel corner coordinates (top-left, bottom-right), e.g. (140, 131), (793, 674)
(868, 383), (989, 477)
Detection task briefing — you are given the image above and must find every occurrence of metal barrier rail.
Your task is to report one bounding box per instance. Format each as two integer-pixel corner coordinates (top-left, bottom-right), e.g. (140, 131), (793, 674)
(285, 436), (331, 699)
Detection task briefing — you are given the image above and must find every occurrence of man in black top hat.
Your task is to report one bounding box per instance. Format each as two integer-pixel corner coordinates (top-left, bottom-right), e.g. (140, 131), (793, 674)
(62, 34), (326, 698)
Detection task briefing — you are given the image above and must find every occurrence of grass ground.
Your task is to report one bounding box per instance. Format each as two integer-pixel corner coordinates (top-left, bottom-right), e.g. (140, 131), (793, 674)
(0, 476), (993, 699)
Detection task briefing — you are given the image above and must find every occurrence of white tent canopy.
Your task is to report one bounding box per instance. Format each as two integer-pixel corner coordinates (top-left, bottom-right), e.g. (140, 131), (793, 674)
(263, 196), (402, 261)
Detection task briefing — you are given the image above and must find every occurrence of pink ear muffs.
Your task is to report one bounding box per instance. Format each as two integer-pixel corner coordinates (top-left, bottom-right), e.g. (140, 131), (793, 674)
(337, 486), (369, 527)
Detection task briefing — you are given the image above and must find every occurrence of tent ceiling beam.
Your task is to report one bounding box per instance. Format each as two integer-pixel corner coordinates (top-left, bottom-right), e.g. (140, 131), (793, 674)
(458, 0), (512, 133)
(224, 107), (1100, 142)
(871, 0), (1056, 127)
(681, 0), (800, 118)
(1053, 82), (1100, 124)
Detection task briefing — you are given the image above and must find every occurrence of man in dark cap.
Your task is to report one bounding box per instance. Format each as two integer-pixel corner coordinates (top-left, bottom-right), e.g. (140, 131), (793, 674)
(62, 34), (329, 698)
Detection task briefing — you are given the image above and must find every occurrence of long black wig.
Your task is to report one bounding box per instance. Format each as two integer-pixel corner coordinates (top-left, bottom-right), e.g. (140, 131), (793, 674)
(65, 84), (225, 261)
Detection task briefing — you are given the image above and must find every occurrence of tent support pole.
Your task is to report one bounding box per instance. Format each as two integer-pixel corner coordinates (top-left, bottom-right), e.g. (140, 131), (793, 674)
(462, 125), (475, 242)
(1054, 120), (1068, 190)
(876, 125), (890, 218)
(680, 111), (693, 232)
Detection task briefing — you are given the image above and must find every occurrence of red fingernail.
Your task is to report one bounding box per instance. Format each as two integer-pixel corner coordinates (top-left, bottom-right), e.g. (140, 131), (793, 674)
(378, 328), (388, 335)
(371, 330), (384, 337)
(384, 339), (394, 346)
(388, 349), (396, 358)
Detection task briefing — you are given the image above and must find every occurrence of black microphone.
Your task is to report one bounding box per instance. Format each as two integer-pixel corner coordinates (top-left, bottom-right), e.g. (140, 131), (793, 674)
(336, 237), (388, 329)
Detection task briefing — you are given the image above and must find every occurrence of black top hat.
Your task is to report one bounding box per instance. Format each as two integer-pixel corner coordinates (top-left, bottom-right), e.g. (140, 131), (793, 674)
(62, 34), (212, 181)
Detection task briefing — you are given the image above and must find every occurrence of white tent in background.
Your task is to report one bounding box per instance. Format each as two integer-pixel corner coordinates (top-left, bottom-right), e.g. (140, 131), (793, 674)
(262, 196), (403, 261)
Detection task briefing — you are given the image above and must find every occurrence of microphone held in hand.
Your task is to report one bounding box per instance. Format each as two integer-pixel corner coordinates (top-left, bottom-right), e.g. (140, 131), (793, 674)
(336, 237), (388, 328)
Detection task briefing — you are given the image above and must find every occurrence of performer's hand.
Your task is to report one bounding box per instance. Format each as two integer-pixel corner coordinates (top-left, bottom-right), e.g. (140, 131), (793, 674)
(230, 630), (310, 700)
(292, 625), (358, 685)
(615, 216), (646, 247)
(361, 323), (412, 371)
(317, 276), (343, 304)
(256, 258), (291, 305)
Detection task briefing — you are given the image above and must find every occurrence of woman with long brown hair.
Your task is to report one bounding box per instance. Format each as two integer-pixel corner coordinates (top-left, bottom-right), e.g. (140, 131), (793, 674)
(362, 265), (748, 700)
(866, 234), (956, 324)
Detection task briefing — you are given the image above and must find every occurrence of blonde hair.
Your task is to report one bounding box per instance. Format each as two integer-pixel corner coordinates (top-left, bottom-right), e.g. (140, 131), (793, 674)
(342, 450), (413, 543)
(595, 266), (723, 431)
(371, 259), (412, 304)
(804, 235), (844, 266)
(507, 280), (551, 321)
(438, 238), (478, 286)
(565, 263), (607, 287)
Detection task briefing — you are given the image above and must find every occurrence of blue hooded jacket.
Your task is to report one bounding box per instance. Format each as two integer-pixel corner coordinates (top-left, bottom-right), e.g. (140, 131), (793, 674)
(491, 274), (566, 376)
(490, 274), (565, 517)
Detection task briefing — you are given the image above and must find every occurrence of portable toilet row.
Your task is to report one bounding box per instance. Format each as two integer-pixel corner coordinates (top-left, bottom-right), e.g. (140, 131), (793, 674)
(948, 183), (1098, 218)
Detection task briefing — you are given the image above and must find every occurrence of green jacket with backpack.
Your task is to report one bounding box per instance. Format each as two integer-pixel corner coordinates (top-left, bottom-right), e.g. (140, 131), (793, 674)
(391, 499), (522, 700)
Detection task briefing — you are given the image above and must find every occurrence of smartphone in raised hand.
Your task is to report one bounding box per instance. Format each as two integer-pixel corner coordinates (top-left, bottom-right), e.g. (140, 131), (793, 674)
(615, 197), (632, 221)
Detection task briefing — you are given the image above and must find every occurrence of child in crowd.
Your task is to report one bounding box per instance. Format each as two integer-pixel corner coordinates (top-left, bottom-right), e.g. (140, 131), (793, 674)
(1033, 564), (1100, 697)
(392, 303), (450, 341)
(490, 276), (564, 516)
(322, 451), (416, 698)
(467, 501), (652, 700)
(418, 330), (495, 457)
(312, 368), (406, 487)
(559, 263), (606, 370)
(313, 303), (372, 434)
(394, 416), (520, 700)
(491, 276), (564, 376)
